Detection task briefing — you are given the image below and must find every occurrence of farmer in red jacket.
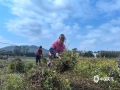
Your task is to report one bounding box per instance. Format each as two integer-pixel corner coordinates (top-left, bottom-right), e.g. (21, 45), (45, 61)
(47, 34), (66, 66)
(35, 46), (42, 65)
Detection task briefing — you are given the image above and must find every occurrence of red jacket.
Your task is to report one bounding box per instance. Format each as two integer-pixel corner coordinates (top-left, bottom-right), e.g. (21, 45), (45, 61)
(50, 40), (65, 53)
(36, 48), (42, 56)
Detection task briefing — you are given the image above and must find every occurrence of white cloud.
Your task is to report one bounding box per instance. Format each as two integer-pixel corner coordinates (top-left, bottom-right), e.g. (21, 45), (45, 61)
(41, 30), (53, 38)
(96, 0), (120, 13)
(97, 18), (120, 42)
(90, 18), (120, 42)
(73, 23), (80, 31)
(86, 31), (100, 38)
(51, 22), (65, 31)
(77, 17), (120, 50)
(0, 36), (32, 48)
(76, 34), (85, 39)
(6, 18), (42, 38)
(85, 25), (93, 29)
(110, 27), (120, 34)
(0, 36), (13, 48)
(0, 0), (98, 43)
(55, 23), (81, 37)
(1, 0), (120, 50)
(114, 42), (120, 46)
(79, 39), (96, 50)
(0, 36), (11, 43)
(1, 0), (77, 41)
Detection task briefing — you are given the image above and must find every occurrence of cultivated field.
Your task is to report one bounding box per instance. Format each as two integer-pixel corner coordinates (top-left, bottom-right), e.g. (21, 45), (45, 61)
(0, 51), (120, 90)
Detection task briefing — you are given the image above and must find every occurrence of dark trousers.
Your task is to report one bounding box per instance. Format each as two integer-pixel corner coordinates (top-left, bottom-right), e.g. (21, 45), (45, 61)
(36, 55), (41, 64)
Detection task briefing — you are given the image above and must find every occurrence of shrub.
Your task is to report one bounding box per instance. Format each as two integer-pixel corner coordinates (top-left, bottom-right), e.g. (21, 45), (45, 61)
(27, 66), (71, 90)
(51, 51), (78, 73)
(109, 69), (120, 82)
(24, 62), (35, 72)
(9, 57), (25, 73)
(1, 74), (29, 90)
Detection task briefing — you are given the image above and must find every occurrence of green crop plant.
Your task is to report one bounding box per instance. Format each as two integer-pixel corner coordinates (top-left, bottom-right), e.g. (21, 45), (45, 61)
(9, 57), (25, 73)
(1, 74), (29, 90)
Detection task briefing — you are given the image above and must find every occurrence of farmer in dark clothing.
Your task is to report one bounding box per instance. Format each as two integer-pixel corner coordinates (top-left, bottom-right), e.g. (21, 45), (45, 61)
(35, 46), (42, 65)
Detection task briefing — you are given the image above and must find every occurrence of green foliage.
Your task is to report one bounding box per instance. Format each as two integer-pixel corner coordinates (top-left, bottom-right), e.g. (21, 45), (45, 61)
(41, 57), (49, 65)
(1, 74), (29, 90)
(83, 51), (94, 57)
(1, 51), (120, 90)
(42, 75), (63, 90)
(27, 66), (71, 90)
(51, 51), (78, 73)
(102, 65), (112, 72)
(0, 50), (13, 56)
(8, 58), (36, 73)
(14, 46), (22, 56)
(74, 58), (120, 89)
(9, 58), (25, 73)
(109, 69), (120, 82)
(24, 62), (35, 72)
(96, 50), (120, 58)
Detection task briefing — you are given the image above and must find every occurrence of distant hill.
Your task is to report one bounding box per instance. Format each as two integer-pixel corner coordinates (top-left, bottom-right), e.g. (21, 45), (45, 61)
(0, 45), (49, 53)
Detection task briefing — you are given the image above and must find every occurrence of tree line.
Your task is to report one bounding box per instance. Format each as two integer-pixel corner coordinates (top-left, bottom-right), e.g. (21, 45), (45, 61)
(96, 50), (120, 58)
(0, 46), (35, 57)
(0, 47), (120, 58)
(72, 48), (120, 58)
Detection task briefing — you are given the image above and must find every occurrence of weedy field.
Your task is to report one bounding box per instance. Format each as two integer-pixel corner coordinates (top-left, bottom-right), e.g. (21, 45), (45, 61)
(0, 51), (120, 90)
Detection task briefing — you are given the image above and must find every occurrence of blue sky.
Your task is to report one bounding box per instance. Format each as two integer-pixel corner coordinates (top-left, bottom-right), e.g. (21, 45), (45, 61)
(0, 0), (120, 51)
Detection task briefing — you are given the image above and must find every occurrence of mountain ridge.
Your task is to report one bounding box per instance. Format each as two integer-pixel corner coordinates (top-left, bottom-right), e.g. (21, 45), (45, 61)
(0, 45), (49, 53)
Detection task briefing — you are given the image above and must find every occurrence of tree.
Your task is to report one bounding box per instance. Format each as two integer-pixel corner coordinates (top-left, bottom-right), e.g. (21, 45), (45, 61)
(22, 46), (29, 56)
(96, 50), (120, 58)
(26, 47), (29, 54)
(72, 48), (77, 53)
(83, 51), (94, 57)
(14, 46), (21, 56)
(22, 46), (26, 55)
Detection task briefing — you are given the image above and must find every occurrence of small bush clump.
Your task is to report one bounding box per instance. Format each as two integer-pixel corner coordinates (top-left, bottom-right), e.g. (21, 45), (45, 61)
(24, 62), (35, 72)
(1, 74), (29, 90)
(51, 51), (78, 73)
(26, 66), (71, 90)
(9, 57), (25, 73)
